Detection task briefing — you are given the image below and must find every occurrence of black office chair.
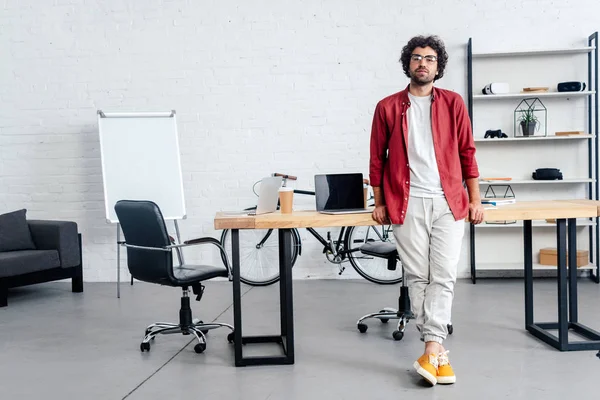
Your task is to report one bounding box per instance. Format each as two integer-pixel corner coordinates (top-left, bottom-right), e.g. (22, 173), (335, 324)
(356, 241), (453, 341)
(114, 200), (234, 354)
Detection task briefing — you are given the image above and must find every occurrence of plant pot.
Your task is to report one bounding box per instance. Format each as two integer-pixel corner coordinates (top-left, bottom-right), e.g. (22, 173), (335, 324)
(520, 120), (537, 136)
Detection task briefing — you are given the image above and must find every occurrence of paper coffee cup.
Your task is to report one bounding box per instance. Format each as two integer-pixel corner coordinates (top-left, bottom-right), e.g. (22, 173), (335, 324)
(279, 187), (294, 214)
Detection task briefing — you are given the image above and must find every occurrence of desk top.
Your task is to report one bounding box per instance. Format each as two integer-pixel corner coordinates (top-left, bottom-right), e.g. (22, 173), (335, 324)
(214, 200), (600, 230)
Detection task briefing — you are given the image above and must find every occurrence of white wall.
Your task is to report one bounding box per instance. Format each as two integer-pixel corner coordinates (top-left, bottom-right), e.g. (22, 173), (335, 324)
(1, 0), (599, 281)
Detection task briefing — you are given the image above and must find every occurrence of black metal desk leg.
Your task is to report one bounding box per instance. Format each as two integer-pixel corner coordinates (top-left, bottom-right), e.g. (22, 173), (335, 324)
(279, 229), (295, 363)
(568, 219), (578, 324)
(525, 218), (600, 351)
(231, 229), (243, 365)
(557, 219), (569, 350)
(524, 220), (533, 327)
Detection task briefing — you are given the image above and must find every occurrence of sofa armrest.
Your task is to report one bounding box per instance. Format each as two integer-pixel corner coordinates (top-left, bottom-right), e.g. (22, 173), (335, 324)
(27, 220), (80, 268)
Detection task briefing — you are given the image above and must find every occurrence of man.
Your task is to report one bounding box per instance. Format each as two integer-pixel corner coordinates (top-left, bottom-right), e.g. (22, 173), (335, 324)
(369, 35), (484, 386)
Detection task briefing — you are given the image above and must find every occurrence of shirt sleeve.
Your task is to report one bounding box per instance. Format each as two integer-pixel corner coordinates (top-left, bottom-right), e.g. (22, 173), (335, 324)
(369, 101), (389, 187)
(455, 96), (480, 180)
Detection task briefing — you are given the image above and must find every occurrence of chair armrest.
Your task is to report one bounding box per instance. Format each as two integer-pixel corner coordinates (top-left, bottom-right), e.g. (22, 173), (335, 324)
(182, 237), (231, 278)
(27, 220), (80, 268)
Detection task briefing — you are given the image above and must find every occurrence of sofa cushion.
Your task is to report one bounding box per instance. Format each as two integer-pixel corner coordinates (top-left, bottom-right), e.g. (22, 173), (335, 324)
(0, 250), (61, 278)
(0, 209), (36, 252)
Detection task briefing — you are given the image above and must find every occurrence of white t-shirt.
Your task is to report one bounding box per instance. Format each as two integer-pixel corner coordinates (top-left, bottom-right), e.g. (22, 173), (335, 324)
(407, 92), (444, 198)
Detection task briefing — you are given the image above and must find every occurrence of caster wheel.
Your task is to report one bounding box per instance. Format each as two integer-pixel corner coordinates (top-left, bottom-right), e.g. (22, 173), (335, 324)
(392, 331), (404, 341)
(140, 342), (150, 352)
(379, 310), (389, 323)
(448, 324), (454, 335)
(227, 332), (235, 343)
(194, 342), (207, 354)
(357, 323), (368, 333)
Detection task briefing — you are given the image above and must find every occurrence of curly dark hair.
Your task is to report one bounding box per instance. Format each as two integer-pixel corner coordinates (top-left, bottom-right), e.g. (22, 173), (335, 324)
(399, 35), (449, 81)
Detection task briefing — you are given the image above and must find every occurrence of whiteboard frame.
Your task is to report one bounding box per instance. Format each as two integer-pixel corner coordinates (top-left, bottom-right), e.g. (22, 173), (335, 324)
(97, 109), (187, 223)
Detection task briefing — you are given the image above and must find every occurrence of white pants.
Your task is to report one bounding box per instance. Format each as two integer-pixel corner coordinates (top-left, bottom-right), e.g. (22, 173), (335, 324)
(392, 196), (465, 344)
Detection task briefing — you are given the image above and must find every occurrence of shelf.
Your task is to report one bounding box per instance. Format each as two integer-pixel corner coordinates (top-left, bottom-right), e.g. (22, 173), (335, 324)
(474, 134), (594, 142)
(473, 91), (595, 101)
(479, 178), (594, 185)
(477, 262), (597, 271)
(476, 220), (596, 229)
(472, 46), (596, 58)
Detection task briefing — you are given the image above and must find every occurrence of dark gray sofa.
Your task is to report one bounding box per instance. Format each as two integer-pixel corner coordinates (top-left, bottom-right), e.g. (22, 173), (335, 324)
(0, 210), (83, 307)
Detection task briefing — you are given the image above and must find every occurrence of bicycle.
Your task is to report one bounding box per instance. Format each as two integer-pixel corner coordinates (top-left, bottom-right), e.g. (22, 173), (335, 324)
(219, 173), (402, 286)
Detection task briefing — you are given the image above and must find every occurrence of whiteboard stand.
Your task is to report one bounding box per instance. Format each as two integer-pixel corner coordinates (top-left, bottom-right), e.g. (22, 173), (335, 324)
(97, 110), (187, 298)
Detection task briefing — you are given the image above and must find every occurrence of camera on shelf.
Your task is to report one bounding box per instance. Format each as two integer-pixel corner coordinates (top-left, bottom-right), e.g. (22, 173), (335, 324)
(484, 129), (508, 139)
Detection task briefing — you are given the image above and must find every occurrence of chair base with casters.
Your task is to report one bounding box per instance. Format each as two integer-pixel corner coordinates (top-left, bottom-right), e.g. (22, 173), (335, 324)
(140, 285), (234, 354)
(356, 241), (454, 341)
(114, 200), (236, 355)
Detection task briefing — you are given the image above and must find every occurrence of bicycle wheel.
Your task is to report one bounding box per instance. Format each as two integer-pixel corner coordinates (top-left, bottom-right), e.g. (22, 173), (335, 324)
(220, 228), (300, 286)
(344, 225), (403, 284)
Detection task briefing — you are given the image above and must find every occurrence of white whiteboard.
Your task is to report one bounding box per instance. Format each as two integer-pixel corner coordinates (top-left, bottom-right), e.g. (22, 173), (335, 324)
(97, 110), (186, 223)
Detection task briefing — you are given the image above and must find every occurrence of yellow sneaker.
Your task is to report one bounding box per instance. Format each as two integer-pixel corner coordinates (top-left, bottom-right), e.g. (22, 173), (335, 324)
(437, 350), (456, 384)
(413, 353), (438, 386)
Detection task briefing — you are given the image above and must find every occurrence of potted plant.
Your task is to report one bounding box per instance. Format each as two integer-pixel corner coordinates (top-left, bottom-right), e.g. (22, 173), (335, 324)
(514, 97), (546, 137)
(518, 106), (539, 136)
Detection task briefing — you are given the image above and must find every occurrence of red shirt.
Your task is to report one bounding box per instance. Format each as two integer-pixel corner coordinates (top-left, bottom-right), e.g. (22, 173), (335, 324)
(369, 85), (479, 224)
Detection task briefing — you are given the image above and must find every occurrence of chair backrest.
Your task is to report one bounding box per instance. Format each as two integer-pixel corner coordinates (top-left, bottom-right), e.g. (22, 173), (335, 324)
(114, 200), (174, 284)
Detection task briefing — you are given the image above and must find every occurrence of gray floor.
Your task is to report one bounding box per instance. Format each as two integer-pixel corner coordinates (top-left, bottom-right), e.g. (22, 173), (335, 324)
(1, 278), (599, 399)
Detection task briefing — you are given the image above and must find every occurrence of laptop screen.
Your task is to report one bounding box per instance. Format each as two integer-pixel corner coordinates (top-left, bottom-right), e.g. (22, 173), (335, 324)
(315, 173), (364, 211)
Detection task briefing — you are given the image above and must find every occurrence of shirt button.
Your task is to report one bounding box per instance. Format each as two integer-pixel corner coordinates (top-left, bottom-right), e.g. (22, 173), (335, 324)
(402, 211), (405, 214)
(405, 181), (408, 184)
(405, 197), (408, 200)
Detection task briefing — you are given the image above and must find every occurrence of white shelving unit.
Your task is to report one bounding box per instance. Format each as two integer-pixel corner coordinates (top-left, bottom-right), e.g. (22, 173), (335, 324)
(477, 220), (596, 229)
(473, 91), (595, 101)
(478, 262), (596, 271)
(475, 133), (596, 144)
(472, 46), (596, 58)
(474, 134), (594, 142)
(466, 34), (599, 284)
(479, 178), (594, 184)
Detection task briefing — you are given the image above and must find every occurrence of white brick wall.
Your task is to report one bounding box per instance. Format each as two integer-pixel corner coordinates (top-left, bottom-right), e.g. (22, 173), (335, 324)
(1, 0), (599, 281)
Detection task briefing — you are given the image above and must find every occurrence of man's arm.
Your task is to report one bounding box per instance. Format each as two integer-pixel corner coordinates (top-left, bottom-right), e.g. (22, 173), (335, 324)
(372, 186), (385, 207)
(369, 102), (390, 224)
(369, 102), (388, 189)
(465, 178), (481, 204)
(455, 97), (484, 224)
(455, 97), (479, 182)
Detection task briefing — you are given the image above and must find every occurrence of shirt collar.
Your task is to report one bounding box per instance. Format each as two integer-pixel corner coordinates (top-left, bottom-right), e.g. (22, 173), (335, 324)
(401, 84), (437, 104)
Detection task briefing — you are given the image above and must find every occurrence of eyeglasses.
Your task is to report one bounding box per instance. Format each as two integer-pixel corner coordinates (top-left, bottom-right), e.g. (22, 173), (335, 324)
(411, 54), (438, 63)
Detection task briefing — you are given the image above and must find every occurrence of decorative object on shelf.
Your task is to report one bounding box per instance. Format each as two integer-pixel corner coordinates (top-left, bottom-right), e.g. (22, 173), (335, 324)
(539, 247), (589, 268)
(514, 97), (547, 137)
(484, 129), (508, 138)
(483, 185), (516, 224)
(480, 177), (512, 182)
(522, 87), (549, 93)
(557, 81), (586, 92)
(532, 168), (563, 180)
(555, 130), (585, 136)
(482, 82), (510, 94)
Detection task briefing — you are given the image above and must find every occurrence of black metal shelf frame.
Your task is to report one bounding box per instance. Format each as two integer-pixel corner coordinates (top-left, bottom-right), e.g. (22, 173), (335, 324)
(467, 33), (600, 284)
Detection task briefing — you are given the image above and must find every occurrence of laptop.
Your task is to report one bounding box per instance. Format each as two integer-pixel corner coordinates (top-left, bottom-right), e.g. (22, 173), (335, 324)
(223, 176), (283, 216)
(315, 173), (372, 215)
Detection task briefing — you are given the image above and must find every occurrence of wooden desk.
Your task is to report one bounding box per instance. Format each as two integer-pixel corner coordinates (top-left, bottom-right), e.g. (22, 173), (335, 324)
(215, 201), (600, 366)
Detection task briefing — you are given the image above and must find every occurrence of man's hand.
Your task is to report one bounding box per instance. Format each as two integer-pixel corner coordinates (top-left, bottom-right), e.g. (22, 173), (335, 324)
(469, 201), (485, 225)
(372, 205), (389, 225)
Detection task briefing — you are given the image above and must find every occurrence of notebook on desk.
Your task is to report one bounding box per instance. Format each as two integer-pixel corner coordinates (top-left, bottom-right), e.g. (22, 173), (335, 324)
(315, 173), (372, 215)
